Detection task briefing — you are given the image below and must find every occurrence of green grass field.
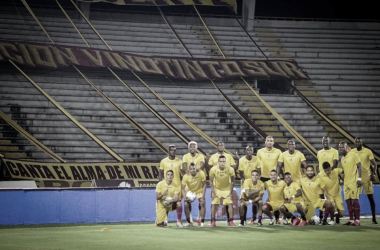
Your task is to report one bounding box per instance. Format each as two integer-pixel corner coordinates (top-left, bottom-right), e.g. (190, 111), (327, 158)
(1, 219), (380, 250)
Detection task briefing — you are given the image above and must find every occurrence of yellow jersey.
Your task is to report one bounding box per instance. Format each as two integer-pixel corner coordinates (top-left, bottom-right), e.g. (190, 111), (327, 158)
(159, 156), (183, 187)
(238, 155), (261, 179)
(257, 147), (282, 178)
(278, 150), (306, 181)
(209, 166), (235, 191)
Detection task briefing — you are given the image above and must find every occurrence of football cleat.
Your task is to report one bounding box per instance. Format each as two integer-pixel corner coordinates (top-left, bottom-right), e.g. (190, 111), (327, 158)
(238, 223), (245, 227)
(352, 220), (360, 226)
(292, 217), (300, 226)
(257, 220), (263, 226)
(229, 221), (236, 227)
(156, 222), (165, 227)
(200, 223), (205, 227)
(276, 219), (281, 224)
(372, 219), (378, 225)
(328, 219), (336, 225)
(269, 218), (275, 225)
(322, 220), (328, 225)
(210, 221), (216, 227)
(176, 222), (184, 228)
(283, 219), (290, 225)
(249, 218), (256, 225)
(196, 219), (202, 226)
(343, 221), (354, 226)
(298, 220), (307, 226)
(184, 222), (193, 227)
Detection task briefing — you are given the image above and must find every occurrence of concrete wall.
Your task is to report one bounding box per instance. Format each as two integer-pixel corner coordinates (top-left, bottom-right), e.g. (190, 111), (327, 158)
(0, 186), (379, 225)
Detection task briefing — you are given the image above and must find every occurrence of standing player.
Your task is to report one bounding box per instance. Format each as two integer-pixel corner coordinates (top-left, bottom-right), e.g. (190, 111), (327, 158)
(316, 136), (339, 222)
(209, 155), (236, 227)
(262, 170), (286, 225)
(239, 170), (264, 226)
(238, 146), (261, 225)
(159, 145), (183, 227)
(182, 141), (205, 224)
(339, 141), (363, 226)
(257, 136), (282, 224)
(300, 165), (333, 225)
(156, 170), (182, 227)
(277, 140), (308, 183)
(318, 162), (345, 225)
(181, 163), (206, 227)
(205, 141), (239, 223)
(279, 172), (307, 226)
(351, 137), (378, 224)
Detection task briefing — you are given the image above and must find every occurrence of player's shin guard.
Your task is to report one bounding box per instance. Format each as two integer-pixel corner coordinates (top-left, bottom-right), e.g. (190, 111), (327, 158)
(353, 199), (360, 221)
(346, 200), (354, 220)
(176, 206), (183, 222)
(323, 207), (331, 221)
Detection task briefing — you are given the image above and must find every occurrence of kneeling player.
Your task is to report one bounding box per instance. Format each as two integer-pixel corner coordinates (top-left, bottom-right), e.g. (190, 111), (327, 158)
(239, 170), (264, 226)
(279, 172), (307, 226)
(262, 170), (286, 225)
(181, 163), (206, 227)
(156, 170), (182, 227)
(300, 165), (333, 225)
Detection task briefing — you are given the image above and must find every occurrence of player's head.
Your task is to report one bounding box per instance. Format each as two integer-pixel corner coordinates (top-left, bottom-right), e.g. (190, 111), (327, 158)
(287, 140), (296, 154)
(245, 146), (253, 157)
(354, 137), (363, 150)
(189, 162), (196, 176)
(306, 165), (315, 178)
(251, 169), (259, 181)
(166, 170), (174, 182)
(322, 136), (330, 149)
(322, 162), (332, 175)
(216, 141), (225, 152)
(168, 145), (176, 158)
(283, 172), (292, 185)
(188, 141), (198, 154)
(265, 136), (274, 149)
(338, 141), (348, 155)
(218, 155), (226, 169)
(269, 169), (278, 182)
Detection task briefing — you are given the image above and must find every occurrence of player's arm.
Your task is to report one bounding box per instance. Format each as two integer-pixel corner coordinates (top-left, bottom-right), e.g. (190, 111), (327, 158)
(321, 186), (329, 201)
(172, 193), (180, 203)
(357, 162), (363, 186)
(229, 175), (235, 197)
(231, 152), (239, 171)
(181, 184), (187, 200)
(156, 189), (168, 200)
(158, 169), (164, 181)
(199, 160), (205, 171)
(301, 160), (308, 169)
(205, 152), (212, 172)
(276, 161), (284, 178)
(209, 175), (215, 198)
(239, 170), (245, 183)
(202, 180), (206, 198)
(370, 158), (378, 181)
(182, 162), (187, 175)
(332, 159), (338, 170)
(288, 188), (302, 203)
(246, 185), (263, 198)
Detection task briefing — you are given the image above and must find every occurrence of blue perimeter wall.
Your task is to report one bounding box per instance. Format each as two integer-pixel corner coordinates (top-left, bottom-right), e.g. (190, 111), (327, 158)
(1, 186), (380, 225)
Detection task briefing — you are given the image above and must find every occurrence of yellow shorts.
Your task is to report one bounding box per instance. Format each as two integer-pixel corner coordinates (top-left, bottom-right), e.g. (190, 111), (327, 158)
(305, 199), (325, 221)
(344, 183), (362, 200)
(282, 202), (305, 213)
(265, 201), (283, 212)
(212, 189), (232, 205)
(362, 178), (374, 195)
(330, 194), (345, 212)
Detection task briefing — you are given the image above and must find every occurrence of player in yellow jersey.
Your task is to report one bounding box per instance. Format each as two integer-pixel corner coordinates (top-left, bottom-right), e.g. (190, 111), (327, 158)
(262, 170), (286, 225)
(205, 141), (239, 224)
(316, 136), (339, 222)
(209, 155), (236, 227)
(182, 141), (205, 224)
(182, 141), (205, 173)
(277, 140), (308, 183)
(256, 136), (282, 224)
(319, 162), (345, 225)
(352, 137), (378, 224)
(181, 163), (206, 227)
(339, 141), (363, 226)
(159, 145), (183, 227)
(238, 146), (262, 224)
(300, 165), (333, 225)
(239, 170), (264, 226)
(155, 170), (182, 227)
(279, 172), (307, 226)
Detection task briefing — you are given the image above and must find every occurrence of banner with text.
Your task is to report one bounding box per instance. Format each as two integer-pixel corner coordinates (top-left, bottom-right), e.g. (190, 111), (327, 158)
(0, 40), (309, 81)
(1, 158), (160, 188)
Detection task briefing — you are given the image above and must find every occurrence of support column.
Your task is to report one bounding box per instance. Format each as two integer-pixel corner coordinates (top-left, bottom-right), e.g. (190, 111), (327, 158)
(242, 0), (256, 31)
